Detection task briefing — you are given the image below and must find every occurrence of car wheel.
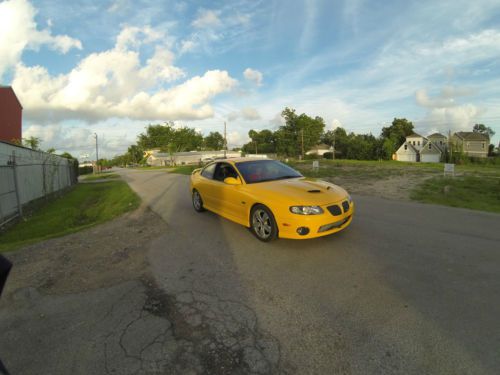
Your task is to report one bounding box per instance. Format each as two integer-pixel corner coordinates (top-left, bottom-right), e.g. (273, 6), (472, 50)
(250, 204), (278, 242)
(192, 189), (205, 212)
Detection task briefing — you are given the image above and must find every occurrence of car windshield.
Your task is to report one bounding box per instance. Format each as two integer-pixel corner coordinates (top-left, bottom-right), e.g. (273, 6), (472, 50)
(235, 160), (302, 184)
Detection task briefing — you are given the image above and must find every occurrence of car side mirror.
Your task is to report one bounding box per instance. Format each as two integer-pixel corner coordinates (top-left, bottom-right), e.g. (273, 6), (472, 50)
(224, 177), (241, 185)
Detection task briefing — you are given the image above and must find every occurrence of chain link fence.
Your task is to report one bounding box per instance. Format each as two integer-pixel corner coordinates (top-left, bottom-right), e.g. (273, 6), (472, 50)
(0, 143), (77, 227)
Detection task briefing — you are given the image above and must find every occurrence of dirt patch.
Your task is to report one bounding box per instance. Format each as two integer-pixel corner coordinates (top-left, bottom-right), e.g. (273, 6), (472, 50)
(2, 205), (166, 295)
(326, 174), (437, 201)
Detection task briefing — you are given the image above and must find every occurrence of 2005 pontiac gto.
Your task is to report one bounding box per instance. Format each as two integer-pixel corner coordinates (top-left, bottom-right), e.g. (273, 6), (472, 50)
(190, 158), (354, 241)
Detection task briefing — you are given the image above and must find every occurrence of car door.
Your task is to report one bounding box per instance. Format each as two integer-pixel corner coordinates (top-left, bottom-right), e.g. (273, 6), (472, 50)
(197, 162), (217, 210)
(211, 163), (247, 223)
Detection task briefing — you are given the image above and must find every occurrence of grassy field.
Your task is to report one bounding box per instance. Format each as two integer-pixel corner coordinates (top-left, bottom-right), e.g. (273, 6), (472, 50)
(168, 165), (198, 175)
(289, 159), (500, 212)
(0, 180), (140, 252)
(411, 176), (500, 213)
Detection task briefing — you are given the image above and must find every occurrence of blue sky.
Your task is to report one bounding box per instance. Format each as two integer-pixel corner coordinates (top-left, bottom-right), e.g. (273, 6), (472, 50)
(1, 0), (499, 158)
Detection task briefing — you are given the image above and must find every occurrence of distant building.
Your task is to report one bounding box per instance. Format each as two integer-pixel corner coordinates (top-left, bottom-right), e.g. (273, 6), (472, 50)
(396, 132), (446, 163)
(306, 144), (333, 156)
(452, 132), (489, 158)
(145, 150), (242, 166)
(0, 86), (22, 143)
(404, 132), (426, 151)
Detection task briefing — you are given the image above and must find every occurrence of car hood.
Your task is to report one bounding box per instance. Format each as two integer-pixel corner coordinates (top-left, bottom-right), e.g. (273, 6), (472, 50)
(249, 177), (349, 206)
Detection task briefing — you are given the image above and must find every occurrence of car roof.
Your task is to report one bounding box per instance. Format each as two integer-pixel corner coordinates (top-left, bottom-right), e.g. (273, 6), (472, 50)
(218, 157), (275, 164)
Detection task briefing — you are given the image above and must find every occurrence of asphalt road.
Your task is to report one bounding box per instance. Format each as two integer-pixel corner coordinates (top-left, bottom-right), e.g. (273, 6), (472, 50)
(118, 169), (500, 375)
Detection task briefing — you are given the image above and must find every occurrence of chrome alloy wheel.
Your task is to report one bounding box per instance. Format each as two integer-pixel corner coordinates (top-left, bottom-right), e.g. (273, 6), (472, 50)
(192, 190), (204, 212)
(252, 209), (272, 239)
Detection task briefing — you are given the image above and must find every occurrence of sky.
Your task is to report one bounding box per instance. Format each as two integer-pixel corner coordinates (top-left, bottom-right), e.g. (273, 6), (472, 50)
(1, 0), (499, 159)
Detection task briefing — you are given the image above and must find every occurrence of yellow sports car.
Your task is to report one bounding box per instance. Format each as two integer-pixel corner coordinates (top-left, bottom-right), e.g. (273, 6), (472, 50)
(190, 158), (354, 241)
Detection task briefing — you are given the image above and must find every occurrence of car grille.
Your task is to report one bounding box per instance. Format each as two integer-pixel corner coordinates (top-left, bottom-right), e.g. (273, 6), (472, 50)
(318, 216), (351, 232)
(342, 200), (350, 212)
(327, 204), (342, 216)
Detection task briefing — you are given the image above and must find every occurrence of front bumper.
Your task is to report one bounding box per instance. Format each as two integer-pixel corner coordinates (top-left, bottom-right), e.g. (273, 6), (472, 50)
(277, 200), (354, 240)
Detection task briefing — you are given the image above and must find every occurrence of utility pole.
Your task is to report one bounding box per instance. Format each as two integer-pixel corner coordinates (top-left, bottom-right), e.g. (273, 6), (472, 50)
(223, 122), (227, 158)
(301, 129), (304, 160)
(94, 133), (99, 174)
(448, 129), (452, 161)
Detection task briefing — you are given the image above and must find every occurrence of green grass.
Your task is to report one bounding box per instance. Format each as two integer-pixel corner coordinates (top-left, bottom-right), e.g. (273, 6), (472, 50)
(288, 159), (500, 180)
(82, 172), (119, 180)
(168, 165), (198, 175)
(132, 166), (172, 170)
(0, 180), (140, 252)
(410, 176), (500, 213)
(288, 159), (442, 180)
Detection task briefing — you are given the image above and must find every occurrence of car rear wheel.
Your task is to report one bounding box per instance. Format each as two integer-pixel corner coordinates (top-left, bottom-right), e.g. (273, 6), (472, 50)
(250, 204), (277, 242)
(192, 189), (205, 212)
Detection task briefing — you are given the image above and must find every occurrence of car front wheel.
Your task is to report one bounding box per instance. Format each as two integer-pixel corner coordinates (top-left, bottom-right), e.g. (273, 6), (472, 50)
(250, 204), (277, 242)
(192, 189), (205, 212)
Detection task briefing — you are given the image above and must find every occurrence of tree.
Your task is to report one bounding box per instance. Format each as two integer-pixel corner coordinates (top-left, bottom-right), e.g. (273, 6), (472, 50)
(243, 129), (276, 154)
(126, 145), (143, 164)
(23, 136), (41, 150)
(203, 132), (224, 150)
(275, 107), (325, 157)
(46, 148), (56, 154)
(473, 124), (495, 138)
(136, 123), (203, 153)
(60, 152), (75, 159)
(380, 118), (414, 158)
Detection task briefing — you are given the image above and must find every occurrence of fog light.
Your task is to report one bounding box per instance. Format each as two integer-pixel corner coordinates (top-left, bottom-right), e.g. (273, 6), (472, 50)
(297, 227), (310, 236)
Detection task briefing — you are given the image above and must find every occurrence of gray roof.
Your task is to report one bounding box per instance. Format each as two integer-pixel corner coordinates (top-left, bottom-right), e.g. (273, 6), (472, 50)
(421, 142), (442, 154)
(428, 133), (446, 138)
(454, 132), (489, 141)
(407, 132), (424, 138)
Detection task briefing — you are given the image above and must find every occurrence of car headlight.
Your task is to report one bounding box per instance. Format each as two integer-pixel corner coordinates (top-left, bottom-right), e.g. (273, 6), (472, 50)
(290, 206), (324, 215)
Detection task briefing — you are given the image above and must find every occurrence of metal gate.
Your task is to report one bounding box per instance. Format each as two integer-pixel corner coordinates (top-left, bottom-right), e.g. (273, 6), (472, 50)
(0, 164), (21, 227)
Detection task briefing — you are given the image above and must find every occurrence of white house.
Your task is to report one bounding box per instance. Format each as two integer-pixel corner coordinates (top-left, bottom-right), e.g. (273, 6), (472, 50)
(145, 150), (241, 166)
(420, 141), (443, 163)
(395, 142), (419, 162)
(395, 132), (447, 163)
(404, 132), (427, 151)
(306, 144), (334, 156)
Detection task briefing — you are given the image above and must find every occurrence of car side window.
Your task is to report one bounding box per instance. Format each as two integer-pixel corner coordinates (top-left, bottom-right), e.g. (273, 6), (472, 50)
(201, 163), (216, 179)
(213, 163), (238, 182)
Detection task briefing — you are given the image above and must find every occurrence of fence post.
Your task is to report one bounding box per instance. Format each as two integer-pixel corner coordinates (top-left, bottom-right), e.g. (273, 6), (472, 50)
(12, 151), (23, 218)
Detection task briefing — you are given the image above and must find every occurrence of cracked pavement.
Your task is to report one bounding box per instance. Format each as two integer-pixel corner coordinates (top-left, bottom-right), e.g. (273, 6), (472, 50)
(1, 169), (500, 374)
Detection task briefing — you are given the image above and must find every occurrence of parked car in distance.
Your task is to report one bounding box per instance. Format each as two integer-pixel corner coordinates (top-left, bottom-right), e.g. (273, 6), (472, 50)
(190, 158), (354, 241)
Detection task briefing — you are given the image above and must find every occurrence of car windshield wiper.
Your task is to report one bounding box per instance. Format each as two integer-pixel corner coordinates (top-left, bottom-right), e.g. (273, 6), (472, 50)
(273, 175), (302, 180)
(256, 175), (301, 182)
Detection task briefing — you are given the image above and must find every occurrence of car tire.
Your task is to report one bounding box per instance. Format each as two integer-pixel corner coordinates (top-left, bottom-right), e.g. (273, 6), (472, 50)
(192, 189), (205, 212)
(250, 204), (278, 242)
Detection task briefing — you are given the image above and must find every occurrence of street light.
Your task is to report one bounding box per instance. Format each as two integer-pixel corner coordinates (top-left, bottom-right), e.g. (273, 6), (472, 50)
(94, 133), (99, 174)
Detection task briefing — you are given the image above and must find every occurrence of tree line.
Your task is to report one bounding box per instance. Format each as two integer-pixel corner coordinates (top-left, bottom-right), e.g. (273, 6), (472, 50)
(105, 108), (497, 166)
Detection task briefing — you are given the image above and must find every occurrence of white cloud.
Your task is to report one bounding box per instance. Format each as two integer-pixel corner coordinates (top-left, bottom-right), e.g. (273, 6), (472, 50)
(12, 26), (237, 123)
(415, 86), (484, 134)
(179, 39), (197, 54)
(227, 107), (261, 121)
(192, 9), (221, 29)
(115, 26), (164, 51)
(0, 0), (81, 79)
(243, 68), (263, 86)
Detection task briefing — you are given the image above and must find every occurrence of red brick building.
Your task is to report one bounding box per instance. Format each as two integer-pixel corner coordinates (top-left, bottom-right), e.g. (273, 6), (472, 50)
(0, 86), (23, 143)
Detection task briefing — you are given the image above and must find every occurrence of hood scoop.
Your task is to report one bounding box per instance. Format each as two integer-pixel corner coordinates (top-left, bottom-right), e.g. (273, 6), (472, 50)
(307, 189), (321, 193)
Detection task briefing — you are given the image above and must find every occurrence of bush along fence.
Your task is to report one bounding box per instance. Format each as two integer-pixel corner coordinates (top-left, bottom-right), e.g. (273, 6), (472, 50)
(0, 141), (78, 227)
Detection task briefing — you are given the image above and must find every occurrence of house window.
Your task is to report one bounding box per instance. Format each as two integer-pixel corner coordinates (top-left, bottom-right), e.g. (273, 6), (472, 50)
(467, 142), (470, 148)
(428, 144), (432, 150)
(418, 141), (420, 146)
(404, 145), (408, 150)
(440, 141), (443, 145)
